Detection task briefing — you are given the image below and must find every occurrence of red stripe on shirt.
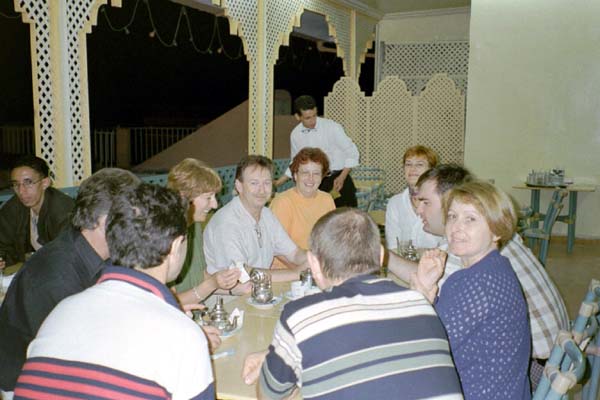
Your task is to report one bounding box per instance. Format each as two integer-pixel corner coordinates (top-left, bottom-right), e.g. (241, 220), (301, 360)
(97, 272), (164, 300)
(21, 361), (169, 397)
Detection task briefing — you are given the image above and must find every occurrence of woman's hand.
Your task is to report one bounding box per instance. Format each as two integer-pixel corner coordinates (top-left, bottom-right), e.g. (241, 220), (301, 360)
(411, 249), (446, 303)
(230, 281), (252, 295)
(215, 268), (241, 290)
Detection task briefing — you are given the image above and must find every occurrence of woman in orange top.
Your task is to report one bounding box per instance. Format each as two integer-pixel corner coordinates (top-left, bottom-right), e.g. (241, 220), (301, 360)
(270, 148), (335, 268)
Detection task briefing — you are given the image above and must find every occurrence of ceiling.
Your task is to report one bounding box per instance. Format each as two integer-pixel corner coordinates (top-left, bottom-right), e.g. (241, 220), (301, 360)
(170, 0), (470, 43)
(363, 0), (470, 14)
(173, 0), (470, 17)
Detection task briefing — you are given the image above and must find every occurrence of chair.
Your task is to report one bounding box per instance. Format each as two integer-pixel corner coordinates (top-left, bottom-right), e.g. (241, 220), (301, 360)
(572, 279), (600, 400)
(521, 189), (568, 266)
(532, 331), (586, 400)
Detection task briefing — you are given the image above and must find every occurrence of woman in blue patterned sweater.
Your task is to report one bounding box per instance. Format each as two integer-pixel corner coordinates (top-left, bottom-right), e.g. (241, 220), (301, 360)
(412, 181), (531, 399)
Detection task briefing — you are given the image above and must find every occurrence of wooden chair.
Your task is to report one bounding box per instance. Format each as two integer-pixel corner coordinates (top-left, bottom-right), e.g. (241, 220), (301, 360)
(521, 189), (568, 266)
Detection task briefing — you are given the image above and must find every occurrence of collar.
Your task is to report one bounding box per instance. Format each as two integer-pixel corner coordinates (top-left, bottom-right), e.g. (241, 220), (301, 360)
(98, 265), (181, 310)
(72, 228), (105, 277)
(301, 117), (319, 133)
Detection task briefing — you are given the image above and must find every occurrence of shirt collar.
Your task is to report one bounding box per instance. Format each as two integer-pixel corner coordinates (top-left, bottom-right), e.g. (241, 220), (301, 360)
(301, 117), (319, 133)
(97, 265), (181, 310)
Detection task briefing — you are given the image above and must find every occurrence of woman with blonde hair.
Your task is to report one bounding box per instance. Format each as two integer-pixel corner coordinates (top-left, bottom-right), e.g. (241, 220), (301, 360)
(413, 181), (531, 399)
(167, 158), (241, 305)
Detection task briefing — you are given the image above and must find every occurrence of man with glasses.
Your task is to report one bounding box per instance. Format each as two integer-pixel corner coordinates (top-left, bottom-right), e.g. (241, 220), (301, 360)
(0, 156), (74, 268)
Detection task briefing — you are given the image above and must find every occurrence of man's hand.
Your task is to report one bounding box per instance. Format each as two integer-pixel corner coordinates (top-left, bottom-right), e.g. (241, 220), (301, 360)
(332, 174), (345, 192)
(215, 268), (241, 290)
(182, 302), (206, 318)
(242, 350), (268, 385)
(274, 175), (290, 188)
(333, 168), (351, 192)
(201, 325), (222, 351)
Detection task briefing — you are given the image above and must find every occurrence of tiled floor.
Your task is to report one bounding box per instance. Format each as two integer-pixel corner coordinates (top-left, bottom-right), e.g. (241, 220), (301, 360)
(543, 238), (600, 319)
(542, 237), (600, 399)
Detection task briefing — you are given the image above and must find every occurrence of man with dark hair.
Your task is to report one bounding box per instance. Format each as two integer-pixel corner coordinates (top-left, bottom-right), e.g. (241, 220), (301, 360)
(0, 155), (74, 267)
(204, 155), (307, 285)
(242, 208), (463, 399)
(275, 95), (360, 207)
(14, 184), (214, 399)
(0, 168), (140, 394)
(387, 164), (569, 388)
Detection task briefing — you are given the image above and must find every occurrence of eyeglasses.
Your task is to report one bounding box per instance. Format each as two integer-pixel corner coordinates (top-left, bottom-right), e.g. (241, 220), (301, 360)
(11, 178), (43, 191)
(297, 170), (322, 179)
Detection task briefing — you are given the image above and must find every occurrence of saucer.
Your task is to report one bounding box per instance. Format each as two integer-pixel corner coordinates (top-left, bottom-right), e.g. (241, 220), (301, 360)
(284, 291), (301, 301)
(246, 296), (281, 310)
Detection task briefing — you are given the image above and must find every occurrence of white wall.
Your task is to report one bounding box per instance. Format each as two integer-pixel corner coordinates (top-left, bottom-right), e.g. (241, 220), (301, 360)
(378, 8), (469, 43)
(465, 0), (600, 238)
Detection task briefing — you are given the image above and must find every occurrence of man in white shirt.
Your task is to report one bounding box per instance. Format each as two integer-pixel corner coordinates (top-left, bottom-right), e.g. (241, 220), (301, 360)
(204, 155), (308, 287)
(275, 95), (360, 207)
(387, 164), (569, 388)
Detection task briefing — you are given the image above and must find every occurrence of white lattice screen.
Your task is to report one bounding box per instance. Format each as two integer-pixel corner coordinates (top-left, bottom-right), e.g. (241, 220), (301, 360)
(67, 0), (99, 183)
(20, 0), (378, 181)
(15, 0), (56, 174)
(218, 0), (377, 155)
(325, 74), (465, 195)
(381, 41), (468, 95)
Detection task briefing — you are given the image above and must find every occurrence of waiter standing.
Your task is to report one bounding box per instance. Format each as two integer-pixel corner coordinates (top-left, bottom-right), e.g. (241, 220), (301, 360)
(275, 95), (360, 207)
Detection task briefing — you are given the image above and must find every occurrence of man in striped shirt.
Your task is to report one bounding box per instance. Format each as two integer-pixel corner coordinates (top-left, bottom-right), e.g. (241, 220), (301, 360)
(242, 208), (462, 399)
(14, 184), (214, 400)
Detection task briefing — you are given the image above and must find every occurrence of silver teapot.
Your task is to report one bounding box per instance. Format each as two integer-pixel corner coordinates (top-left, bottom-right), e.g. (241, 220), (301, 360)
(300, 269), (314, 288)
(250, 269), (273, 304)
(404, 240), (419, 262)
(206, 297), (238, 332)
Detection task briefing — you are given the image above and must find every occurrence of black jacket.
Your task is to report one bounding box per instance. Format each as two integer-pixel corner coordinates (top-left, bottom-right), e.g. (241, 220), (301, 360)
(0, 187), (74, 266)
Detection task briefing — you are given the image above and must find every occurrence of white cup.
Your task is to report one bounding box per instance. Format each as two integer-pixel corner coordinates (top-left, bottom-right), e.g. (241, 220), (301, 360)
(291, 281), (304, 298)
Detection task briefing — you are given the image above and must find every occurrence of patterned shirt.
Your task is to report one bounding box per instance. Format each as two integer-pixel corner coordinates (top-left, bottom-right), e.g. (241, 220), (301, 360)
(443, 234), (569, 359)
(261, 275), (463, 399)
(436, 250), (531, 399)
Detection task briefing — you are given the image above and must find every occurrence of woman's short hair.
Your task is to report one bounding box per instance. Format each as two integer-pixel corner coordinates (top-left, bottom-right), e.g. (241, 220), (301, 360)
(167, 158), (222, 201)
(309, 208), (381, 282)
(402, 145), (439, 168)
(289, 147), (330, 177)
(443, 180), (517, 248)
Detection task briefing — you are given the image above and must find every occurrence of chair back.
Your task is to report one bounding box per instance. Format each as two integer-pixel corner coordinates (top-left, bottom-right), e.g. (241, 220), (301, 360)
(541, 189), (568, 235)
(533, 331), (586, 399)
(572, 279), (600, 400)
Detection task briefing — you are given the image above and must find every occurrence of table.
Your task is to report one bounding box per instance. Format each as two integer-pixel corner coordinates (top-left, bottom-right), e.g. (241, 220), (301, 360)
(211, 282), (290, 400)
(513, 184), (596, 253)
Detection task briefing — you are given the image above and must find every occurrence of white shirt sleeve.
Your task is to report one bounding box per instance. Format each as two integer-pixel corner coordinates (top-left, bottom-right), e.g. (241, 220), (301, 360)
(331, 122), (359, 169)
(385, 194), (403, 250)
(285, 125), (302, 177)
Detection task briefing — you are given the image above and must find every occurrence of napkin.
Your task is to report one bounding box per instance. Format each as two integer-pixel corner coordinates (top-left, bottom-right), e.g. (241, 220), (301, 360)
(232, 261), (251, 283)
(229, 307), (244, 327)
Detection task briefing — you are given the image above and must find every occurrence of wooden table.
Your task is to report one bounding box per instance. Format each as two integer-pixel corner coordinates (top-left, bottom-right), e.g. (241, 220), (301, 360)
(211, 282), (290, 400)
(513, 184), (596, 253)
